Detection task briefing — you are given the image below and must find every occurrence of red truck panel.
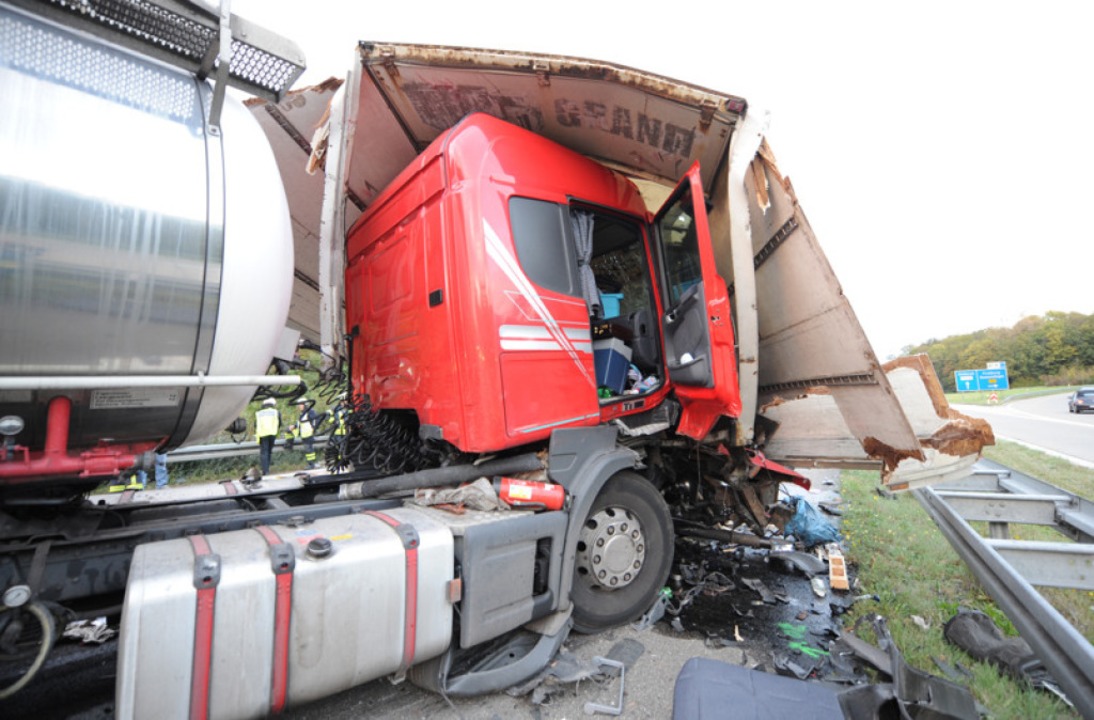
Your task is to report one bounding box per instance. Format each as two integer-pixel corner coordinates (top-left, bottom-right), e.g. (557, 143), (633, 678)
(346, 113), (733, 453)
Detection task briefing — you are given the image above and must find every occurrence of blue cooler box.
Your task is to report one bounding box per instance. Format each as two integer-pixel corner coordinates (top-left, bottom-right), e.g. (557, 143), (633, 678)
(593, 338), (632, 394)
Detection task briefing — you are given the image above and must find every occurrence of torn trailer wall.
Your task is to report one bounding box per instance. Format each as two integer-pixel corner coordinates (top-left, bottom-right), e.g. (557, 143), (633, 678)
(249, 42), (992, 486)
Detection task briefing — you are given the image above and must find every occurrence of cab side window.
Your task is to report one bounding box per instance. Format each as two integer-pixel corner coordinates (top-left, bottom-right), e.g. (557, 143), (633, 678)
(509, 196), (580, 298)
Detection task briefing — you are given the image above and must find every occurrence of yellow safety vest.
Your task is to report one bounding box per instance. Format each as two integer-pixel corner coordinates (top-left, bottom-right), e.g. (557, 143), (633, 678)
(299, 412), (315, 439)
(256, 408), (280, 438)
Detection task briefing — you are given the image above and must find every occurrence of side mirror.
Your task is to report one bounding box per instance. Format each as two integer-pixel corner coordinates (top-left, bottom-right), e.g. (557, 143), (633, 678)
(226, 417), (248, 434)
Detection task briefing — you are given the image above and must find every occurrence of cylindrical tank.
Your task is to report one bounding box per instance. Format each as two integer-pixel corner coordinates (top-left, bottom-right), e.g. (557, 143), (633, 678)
(0, 5), (294, 478)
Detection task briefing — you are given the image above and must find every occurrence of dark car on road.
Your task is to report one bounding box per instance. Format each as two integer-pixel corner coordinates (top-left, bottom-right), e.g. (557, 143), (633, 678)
(1068, 387), (1094, 413)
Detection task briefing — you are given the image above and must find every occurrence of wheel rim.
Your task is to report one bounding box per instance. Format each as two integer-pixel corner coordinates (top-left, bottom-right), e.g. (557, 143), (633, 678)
(576, 506), (646, 589)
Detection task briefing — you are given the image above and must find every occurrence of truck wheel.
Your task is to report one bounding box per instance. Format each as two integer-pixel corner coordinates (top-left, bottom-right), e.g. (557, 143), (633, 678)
(571, 471), (672, 632)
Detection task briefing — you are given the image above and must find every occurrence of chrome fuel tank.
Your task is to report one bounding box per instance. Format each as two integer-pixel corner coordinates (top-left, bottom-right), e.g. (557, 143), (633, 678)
(116, 507), (455, 719)
(0, 4), (294, 467)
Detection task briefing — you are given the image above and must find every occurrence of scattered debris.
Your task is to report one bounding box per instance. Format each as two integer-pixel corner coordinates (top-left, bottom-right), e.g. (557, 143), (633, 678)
(810, 577), (827, 598)
(783, 496), (841, 547)
(932, 656), (975, 683)
(741, 577), (778, 605)
(631, 587), (672, 631)
(768, 550), (827, 577)
(508, 639), (643, 708)
(911, 615), (931, 631)
(583, 656), (625, 716)
(826, 544), (850, 591)
(62, 617), (114, 644)
(943, 608), (1068, 701)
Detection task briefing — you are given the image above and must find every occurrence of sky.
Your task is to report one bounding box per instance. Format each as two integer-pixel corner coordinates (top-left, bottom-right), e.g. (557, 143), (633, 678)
(231, 0), (1094, 360)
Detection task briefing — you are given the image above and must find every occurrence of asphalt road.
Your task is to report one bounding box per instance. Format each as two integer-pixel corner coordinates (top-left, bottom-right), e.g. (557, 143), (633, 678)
(953, 392), (1094, 467)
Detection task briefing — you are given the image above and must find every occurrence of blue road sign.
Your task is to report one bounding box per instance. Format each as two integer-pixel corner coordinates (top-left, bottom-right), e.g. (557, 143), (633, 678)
(977, 368), (1010, 390)
(955, 364), (1010, 392)
(955, 370), (978, 392)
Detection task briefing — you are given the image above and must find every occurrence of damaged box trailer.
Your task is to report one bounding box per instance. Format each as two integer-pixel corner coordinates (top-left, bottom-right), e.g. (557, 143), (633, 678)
(253, 41), (992, 490)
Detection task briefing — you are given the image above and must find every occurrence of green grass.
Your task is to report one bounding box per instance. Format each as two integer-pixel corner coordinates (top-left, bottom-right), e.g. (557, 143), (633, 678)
(983, 440), (1094, 501)
(945, 386), (1075, 406)
(841, 468), (1081, 719)
(165, 451), (314, 486)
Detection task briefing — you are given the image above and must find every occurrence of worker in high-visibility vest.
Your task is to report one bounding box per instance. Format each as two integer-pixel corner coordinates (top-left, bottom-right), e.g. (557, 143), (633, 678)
(327, 393), (351, 473)
(288, 397), (320, 469)
(107, 469), (145, 492)
(254, 397), (281, 476)
(331, 393), (350, 438)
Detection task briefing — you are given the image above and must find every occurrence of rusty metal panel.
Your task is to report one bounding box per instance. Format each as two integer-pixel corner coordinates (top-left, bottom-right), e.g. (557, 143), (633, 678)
(735, 149), (992, 483)
(736, 147), (926, 475)
(247, 80), (342, 343)
(350, 43), (745, 199)
(343, 69), (423, 208)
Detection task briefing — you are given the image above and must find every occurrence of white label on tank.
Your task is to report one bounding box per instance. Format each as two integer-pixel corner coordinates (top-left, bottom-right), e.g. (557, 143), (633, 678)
(90, 388), (182, 409)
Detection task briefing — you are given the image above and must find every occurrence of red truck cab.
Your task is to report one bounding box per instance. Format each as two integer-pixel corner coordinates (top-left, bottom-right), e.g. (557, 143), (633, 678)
(345, 113), (740, 453)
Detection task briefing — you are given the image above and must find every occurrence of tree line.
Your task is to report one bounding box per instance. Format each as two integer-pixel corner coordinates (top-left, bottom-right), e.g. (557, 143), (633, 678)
(902, 311), (1094, 392)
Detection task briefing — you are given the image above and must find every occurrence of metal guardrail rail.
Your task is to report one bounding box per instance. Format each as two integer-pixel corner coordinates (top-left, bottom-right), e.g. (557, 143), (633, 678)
(915, 459), (1094, 718)
(165, 437), (328, 463)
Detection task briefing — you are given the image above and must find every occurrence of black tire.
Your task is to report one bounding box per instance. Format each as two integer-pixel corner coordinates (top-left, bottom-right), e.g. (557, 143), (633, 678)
(571, 471), (673, 633)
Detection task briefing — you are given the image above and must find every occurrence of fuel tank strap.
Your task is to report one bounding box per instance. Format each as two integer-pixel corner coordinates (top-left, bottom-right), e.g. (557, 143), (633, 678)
(255, 525), (295, 714)
(363, 510), (420, 677)
(188, 535), (220, 720)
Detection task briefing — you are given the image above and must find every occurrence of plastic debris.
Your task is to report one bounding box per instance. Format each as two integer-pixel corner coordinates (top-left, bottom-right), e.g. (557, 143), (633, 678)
(63, 617), (115, 644)
(783, 496), (841, 547)
(631, 587), (672, 631)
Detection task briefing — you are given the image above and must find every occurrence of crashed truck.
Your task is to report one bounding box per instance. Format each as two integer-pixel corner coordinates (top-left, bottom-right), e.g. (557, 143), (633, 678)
(0, 0), (993, 717)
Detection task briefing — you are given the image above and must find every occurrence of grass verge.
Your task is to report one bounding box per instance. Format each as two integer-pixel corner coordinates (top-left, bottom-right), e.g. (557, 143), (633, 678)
(982, 440), (1094, 500)
(840, 468), (1082, 719)
(944, 386), (1075, 406)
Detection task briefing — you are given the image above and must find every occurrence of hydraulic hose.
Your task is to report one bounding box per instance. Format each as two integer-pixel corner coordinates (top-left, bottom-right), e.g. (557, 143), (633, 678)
(0, 602), (56, 699)
(338, 453), (546, 500)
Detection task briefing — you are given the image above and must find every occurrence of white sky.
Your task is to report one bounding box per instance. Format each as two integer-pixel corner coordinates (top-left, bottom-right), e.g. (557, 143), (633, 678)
(232, 0), (1094, 360)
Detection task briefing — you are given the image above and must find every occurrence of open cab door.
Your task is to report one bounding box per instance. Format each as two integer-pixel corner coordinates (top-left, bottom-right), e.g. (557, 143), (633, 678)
(654, 163), (742, 440)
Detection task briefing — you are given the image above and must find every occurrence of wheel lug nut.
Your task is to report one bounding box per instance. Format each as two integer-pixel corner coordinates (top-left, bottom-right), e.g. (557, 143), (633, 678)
(610, 577), (618, 586)
(597, 538), (605, 547)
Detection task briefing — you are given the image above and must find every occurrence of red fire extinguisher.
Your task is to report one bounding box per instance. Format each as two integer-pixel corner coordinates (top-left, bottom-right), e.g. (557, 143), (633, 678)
(493, 476), (566, 511)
